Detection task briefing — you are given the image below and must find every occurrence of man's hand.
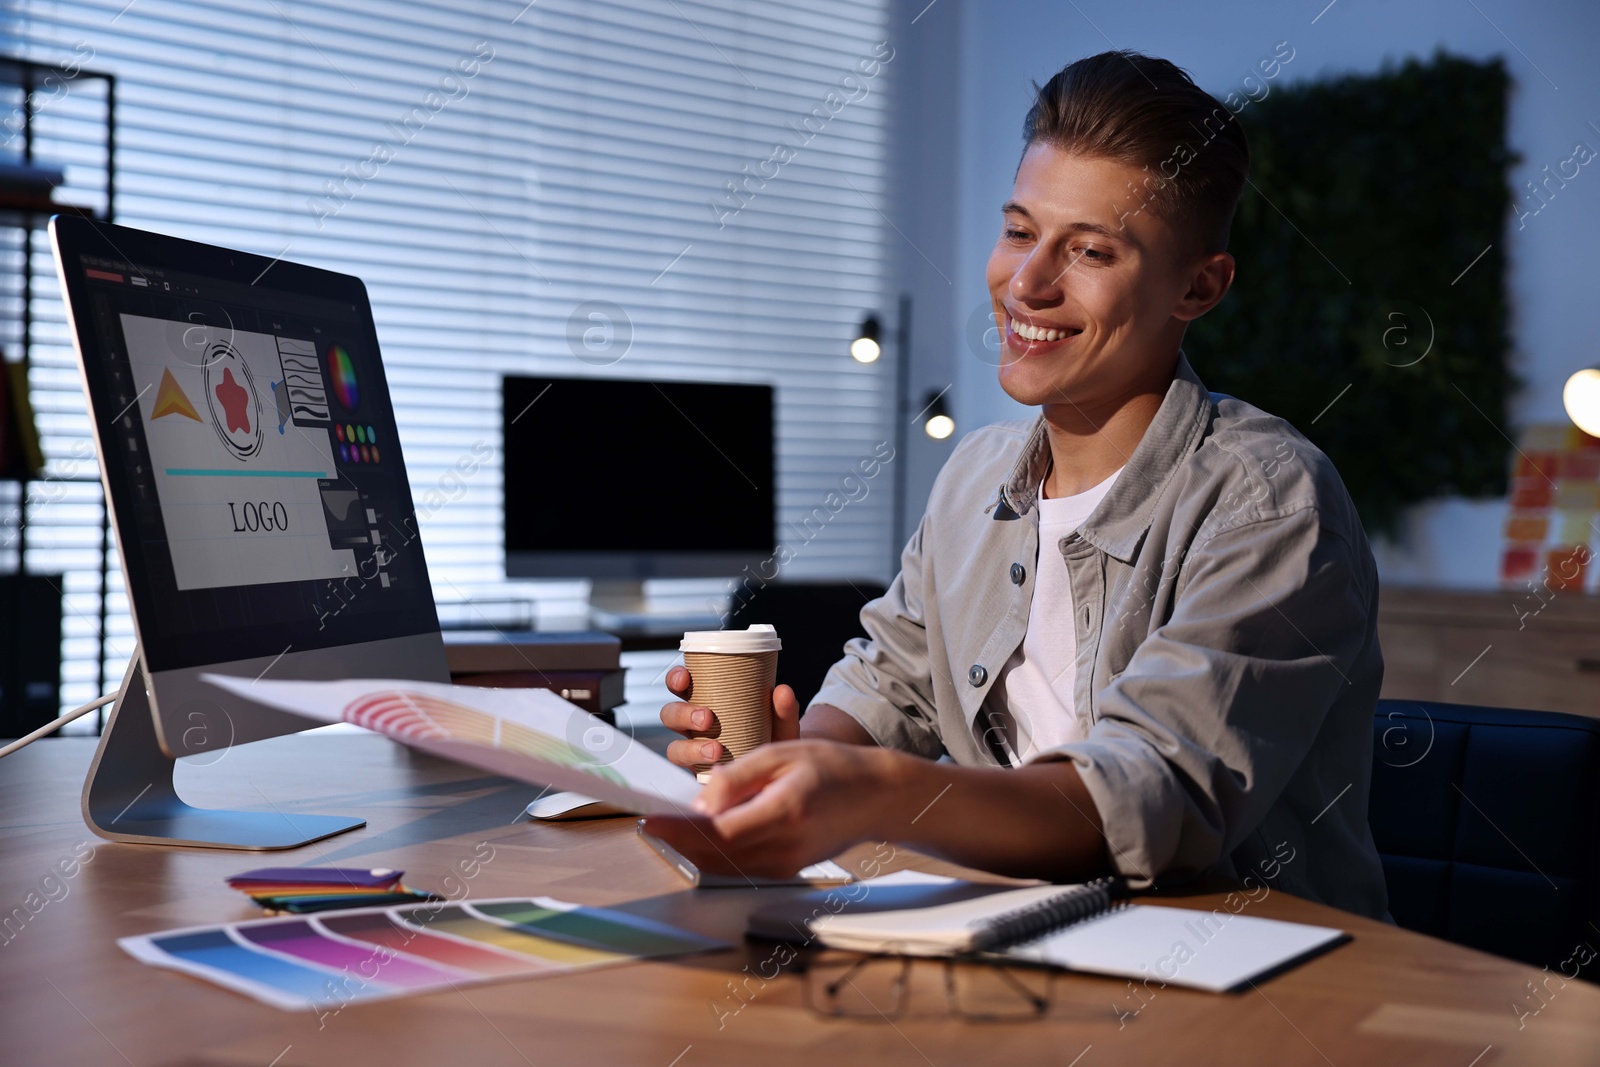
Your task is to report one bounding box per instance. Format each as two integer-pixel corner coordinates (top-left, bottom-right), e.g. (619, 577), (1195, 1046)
(651, 667), (1111, 884)
(648, 741), (1114, 884)
(657, 665), (801, 770)
(644, 739), (897, 879)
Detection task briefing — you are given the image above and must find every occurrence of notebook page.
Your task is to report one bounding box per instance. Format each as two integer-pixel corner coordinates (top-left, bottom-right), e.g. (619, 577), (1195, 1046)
(1005, 904), (1347, 992)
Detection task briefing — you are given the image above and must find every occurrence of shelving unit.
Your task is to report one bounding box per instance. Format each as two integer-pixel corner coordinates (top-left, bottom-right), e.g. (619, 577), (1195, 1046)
(0, 55), (115, 729)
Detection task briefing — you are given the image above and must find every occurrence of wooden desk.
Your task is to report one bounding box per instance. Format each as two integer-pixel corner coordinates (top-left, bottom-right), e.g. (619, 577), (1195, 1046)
(3, 733), (1598, 1066)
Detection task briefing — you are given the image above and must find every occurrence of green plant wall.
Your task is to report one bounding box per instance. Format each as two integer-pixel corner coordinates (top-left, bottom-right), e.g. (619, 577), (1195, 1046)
(1184, 52), (1517, 539)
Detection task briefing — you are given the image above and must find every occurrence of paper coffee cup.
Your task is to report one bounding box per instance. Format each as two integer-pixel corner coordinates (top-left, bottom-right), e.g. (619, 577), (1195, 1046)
(680, 624), (782, 782)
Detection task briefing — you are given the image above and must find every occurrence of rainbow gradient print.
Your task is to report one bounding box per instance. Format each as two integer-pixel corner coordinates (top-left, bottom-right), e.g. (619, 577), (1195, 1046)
(342, 690), (626, 787)
(326, 343), (359, 411)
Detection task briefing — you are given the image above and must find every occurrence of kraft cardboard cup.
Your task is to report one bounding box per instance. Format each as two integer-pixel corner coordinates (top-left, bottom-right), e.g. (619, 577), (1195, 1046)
(680, 624), (782, 783)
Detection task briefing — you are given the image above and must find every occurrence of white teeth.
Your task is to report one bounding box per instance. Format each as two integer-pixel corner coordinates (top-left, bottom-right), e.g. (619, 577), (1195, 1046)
(1010, 318), (1075, 342)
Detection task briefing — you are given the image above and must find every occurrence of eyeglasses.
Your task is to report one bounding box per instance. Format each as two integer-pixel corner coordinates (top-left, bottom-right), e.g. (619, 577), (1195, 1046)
(801, 951), (1055, 1022)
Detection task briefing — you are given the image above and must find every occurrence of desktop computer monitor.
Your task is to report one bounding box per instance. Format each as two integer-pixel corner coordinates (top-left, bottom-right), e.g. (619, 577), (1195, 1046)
(502, 375), (774, 616)
(51, 215), (449, 848)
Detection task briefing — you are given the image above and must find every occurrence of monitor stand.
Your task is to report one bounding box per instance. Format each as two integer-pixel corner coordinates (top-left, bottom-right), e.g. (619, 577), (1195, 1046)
(586, 578), (725, 635)
(81, 653), (366, 849)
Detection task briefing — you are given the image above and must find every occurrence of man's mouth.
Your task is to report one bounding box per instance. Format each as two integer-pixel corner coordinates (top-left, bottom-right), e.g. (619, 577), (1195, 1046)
(1006, 315), (1082, 350)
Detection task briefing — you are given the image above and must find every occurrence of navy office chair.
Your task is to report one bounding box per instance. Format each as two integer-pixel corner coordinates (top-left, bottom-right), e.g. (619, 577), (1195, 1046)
(725, 580), (887, 709)
(1369, 699), (1600, 974)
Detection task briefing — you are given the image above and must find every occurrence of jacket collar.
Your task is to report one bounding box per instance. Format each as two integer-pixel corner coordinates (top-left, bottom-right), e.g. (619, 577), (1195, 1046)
(992, 351), (1215, 564)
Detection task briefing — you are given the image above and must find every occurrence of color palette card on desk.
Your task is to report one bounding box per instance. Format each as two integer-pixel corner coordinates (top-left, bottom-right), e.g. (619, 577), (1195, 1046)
(119, 897), (726, 1011)
(227, 866), (439, 914)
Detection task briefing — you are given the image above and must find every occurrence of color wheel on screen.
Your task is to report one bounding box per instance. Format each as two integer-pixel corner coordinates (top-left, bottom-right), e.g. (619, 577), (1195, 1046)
(327, 342), (359, 411)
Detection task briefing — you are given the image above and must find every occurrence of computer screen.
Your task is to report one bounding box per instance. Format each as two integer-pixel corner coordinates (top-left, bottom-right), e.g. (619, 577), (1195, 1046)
(52, 216), (447, 757)
(502, 375), (774, 579)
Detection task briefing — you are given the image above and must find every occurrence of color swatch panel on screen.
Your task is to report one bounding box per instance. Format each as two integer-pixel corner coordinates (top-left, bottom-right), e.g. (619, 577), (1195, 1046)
(326, 342), (360, 411)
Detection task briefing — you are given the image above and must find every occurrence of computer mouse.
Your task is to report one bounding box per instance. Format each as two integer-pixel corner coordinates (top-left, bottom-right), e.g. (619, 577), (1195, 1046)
(524, 791), (629, 821)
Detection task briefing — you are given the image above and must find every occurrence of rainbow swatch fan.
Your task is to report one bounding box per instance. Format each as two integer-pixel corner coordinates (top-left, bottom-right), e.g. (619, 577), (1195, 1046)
(344, 690), (627, 787)
(326, 343), (360, 412)
(201, 675), (704, 816)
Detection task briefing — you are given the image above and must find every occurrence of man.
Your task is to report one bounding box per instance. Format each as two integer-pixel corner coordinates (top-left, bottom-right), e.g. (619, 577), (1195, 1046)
(646, 50), (1389, 919)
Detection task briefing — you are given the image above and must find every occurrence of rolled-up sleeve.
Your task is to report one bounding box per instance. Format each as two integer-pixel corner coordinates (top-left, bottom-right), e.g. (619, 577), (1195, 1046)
(1033, 505), (1372, 887)
(810, 513), (946, 759)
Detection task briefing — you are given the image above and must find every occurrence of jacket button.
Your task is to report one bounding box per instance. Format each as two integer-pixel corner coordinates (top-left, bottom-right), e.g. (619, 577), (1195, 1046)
(1010, 562), (1025, 585)
(968, 664), (988, 687)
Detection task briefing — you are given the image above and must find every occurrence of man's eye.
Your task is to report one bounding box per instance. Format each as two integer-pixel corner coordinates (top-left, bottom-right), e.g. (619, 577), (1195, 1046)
(1003, 227), (1031, 241)
(1077, 247), (1112, 262)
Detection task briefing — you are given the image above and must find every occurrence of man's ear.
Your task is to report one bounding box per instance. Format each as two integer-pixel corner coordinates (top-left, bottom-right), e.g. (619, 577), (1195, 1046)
(1173, 251), (1235, 322)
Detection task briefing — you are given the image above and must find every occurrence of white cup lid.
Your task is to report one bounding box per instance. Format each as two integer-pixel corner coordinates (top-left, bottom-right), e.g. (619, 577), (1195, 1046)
(680, 623), (782, 653)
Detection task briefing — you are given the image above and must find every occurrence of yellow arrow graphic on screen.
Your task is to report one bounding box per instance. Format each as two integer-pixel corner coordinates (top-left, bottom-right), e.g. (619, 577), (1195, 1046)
(151, 366), (201, 422)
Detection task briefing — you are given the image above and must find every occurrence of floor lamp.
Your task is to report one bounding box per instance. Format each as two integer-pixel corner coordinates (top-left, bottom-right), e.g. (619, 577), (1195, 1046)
(854, 295), (953, 580)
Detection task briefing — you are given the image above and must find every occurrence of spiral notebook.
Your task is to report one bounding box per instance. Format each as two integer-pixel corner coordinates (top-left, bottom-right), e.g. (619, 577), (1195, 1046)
(750, 873), (1349, 993)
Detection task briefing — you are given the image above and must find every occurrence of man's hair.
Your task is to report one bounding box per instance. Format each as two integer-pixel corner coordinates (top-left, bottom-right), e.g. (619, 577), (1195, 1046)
(1021, 50), (1250, 255)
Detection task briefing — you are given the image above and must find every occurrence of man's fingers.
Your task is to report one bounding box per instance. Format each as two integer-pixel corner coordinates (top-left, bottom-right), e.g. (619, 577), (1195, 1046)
(659, 701), (718, 736)
(666, 737), (722, 769)
(772, 684), (801, 743)
(709, 772), (802, 842)
(696, 744), (792, 815)
(666, 665), (692, 698)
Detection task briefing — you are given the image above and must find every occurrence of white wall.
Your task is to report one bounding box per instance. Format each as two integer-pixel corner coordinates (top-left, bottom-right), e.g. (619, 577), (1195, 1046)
(892, 0), (1600, 589)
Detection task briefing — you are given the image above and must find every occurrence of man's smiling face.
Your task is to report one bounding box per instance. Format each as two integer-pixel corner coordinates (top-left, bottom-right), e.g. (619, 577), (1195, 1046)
(986, 143), (1226, 413)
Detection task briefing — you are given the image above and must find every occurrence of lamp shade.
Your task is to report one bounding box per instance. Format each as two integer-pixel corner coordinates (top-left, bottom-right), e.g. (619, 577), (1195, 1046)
(921, 390), (954, 440)
(1564, 367), (1600, 437)
(850, 315), (881, 364)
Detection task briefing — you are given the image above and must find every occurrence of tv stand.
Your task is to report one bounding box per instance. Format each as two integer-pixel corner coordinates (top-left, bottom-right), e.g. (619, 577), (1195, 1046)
(81, 653), (366, 849)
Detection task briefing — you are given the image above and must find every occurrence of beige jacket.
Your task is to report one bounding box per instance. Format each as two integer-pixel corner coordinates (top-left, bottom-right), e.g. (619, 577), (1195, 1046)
(814, 353), (1390, 919)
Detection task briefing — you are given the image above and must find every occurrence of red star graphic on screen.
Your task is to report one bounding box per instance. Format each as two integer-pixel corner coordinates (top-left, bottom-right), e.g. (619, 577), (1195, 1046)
(215, 368), (251, 434)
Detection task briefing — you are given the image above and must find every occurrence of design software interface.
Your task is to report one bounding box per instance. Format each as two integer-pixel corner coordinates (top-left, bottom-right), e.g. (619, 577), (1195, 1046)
(76, 255), (437, 673)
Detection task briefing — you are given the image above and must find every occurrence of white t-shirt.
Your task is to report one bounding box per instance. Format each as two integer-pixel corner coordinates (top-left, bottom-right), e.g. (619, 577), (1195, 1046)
(990, 466), (1123, 765)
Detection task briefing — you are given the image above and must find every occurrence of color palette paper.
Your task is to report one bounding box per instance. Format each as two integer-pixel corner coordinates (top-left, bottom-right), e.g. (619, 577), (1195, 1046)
(118, 897), (726, 1011)
(227, 866), (438, 913)
(201, 675), (704, 816)
(231, 866), (402, 889)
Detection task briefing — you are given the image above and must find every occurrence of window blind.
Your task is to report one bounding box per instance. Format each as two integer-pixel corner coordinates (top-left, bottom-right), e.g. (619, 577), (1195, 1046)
(9, 0), (896, 721)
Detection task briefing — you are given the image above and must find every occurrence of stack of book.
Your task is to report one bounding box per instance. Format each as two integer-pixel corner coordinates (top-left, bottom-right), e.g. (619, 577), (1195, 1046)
(0, 354), (43, 481)
(445, 630), (626, 721)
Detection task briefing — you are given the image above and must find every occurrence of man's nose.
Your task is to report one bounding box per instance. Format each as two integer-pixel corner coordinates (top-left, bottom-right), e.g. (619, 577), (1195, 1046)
(1009, 247), (1065, 305)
